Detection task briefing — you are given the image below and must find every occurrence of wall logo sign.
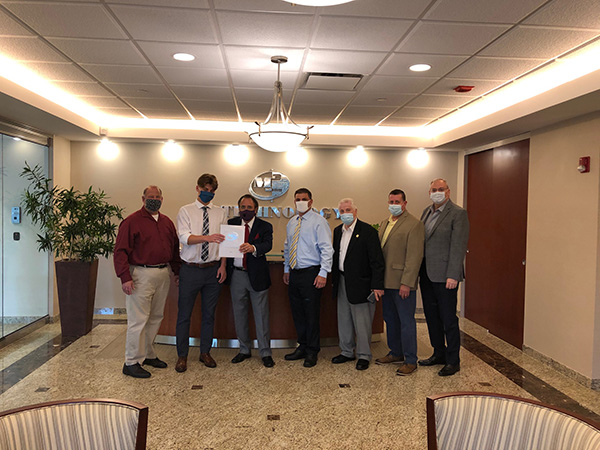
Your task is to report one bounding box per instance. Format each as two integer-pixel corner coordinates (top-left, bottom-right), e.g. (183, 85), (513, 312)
(249, 170), (290, 201)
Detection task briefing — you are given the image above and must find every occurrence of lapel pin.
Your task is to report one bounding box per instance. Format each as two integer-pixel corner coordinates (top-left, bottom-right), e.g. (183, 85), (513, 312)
(355, 234), (359, 238)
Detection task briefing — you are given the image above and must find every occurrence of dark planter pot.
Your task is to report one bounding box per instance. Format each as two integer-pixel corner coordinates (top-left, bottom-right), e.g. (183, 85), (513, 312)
(55, 259), (99, 337)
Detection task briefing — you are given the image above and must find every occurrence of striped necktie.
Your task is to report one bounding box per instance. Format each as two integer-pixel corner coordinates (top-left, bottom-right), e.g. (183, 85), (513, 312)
(201, 206), (209, 261)
(289, 217), (302, 269)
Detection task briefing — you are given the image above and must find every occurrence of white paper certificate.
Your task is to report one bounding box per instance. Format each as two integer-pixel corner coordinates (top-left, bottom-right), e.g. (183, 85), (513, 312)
(219, 225), (244, 258)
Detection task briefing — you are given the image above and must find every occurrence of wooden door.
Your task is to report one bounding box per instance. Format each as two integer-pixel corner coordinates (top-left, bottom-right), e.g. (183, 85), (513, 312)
(465, 140), (529, 348)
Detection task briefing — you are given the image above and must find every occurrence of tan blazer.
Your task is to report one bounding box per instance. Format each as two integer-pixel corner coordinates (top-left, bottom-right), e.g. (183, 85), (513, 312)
(378, 211), (424, 290)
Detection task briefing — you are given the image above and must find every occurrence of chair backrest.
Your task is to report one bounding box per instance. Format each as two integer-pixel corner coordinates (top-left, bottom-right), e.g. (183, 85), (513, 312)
(427, 392), (600, 450)
(0, 398), (148, 450)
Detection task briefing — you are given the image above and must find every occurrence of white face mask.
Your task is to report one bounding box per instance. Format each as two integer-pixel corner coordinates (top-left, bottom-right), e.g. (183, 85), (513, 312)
(296, 200), (310, 213)
(430, 191), (446, 204)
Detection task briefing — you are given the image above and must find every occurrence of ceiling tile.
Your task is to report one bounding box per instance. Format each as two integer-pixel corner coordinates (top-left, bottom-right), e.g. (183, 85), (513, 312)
(237, 102), (272, 122)
(351, 91), (413, 107)
(378, 53), (469, 77)
(234, 88), (284, 103)
(230, 69), (298, 89)
(140, 109), (190, 119)
(304, 49), (387, 74)
(524, 0), (600, 29)
(424, 77), (507, 96)
(290, 103), (344, 118)
(54, 81), (114, 96)
(173, 86), (234, 102)
(0, 36), (66, 62)
(479, 26), (599, 58)
(379, 117), (430, 127)
(214, 0), (314, 14)
(312, 16), (412, 51)
(157, 67), (229, 87)
(96, 107), (142, 118)
(448, 56), (546, 80)
(79, 96), (130, 108)
(362, 75), (438, 94)
(340, 105), (397, 119)
(124, 98), (181, 110)
(293, 89), (354, 105)
(424, 0), (546, 23)
(105, 83), (173, 98)
(291, 115), (335, 125)
(318, 0), (432, 19)
(183, 100), (237, 120)
(26, 62), (96, 82)
(0, 8), (32, 36)
(109, 5), (217, 43)
(224, 46), (304, 71)
(392, 106), (451, 119)
(3, 3), (127, 39)
(397, 22), (510, 54)
(109, 0), (209, 7)
(137, 42), (224, 69)
(216, 11), (313, 47)
(81, 64), (162, 83)
(406, 94), (475, 109)
(335, 116), (382, 126)
(48, 38), (146, 65)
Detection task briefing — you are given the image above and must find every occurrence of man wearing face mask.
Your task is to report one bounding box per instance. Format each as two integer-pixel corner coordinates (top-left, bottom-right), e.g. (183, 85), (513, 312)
(114, 185), (181, 378)
(226, 194), (275, 368)
(331, 198), (385, 370)
(418, 178), (469, 377)
(283, 188), (333, 368)
(376, 189), (424, 377)
(175, 174), (227, 373)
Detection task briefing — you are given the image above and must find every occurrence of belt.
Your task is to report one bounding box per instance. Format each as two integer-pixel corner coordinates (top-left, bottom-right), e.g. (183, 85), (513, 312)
(291, 265), (320, 273)
(233, 266), (248, 272)
(183, 261), (219, 269)
(136, 264), (168, 269)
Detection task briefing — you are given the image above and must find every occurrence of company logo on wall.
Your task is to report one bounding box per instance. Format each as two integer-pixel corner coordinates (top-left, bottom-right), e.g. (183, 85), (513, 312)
(249, 170), (290, 201)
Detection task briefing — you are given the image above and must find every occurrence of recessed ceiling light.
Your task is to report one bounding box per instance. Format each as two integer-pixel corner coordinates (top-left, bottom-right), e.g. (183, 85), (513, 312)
(376, 98), (387, 102)
(173, 53), (195, 62)
(409, 64), (431, 72)
(282, 0), (354, 5)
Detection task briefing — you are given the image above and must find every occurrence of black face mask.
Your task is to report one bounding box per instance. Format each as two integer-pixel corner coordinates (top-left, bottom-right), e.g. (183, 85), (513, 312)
(240, 209), (256, 222)
(145, 198), (162, 212)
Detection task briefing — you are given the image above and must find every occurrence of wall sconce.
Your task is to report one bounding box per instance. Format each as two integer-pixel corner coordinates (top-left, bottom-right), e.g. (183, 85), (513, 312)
(224, 144), (250, 166)
(286, 147), (308, 166)
(162, 140), (183, 162)
(97, 137), (119, 160)
(347, 145), (368, 167)
(407, 148), (429, 168)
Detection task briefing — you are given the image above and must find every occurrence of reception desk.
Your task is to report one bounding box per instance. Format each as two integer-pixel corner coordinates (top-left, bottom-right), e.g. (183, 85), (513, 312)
(156, 262), (383, 348)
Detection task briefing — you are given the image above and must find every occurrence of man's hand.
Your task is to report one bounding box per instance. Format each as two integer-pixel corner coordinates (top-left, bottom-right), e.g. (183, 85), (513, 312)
(399, 284), (411, 299)
(283, 273), (290, 285)
(373, 289), (384, 301)
(206, 233), (225, 243)
(239, 243), (255, 254)
(446, 278), (458, 290)
(122, 280), (134, 295)
(314, 275), (327, 289)
(217, 265), (227, 283)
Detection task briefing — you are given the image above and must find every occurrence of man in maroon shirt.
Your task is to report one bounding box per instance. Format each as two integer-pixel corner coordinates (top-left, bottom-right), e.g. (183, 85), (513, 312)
(114, 185), (181, 378)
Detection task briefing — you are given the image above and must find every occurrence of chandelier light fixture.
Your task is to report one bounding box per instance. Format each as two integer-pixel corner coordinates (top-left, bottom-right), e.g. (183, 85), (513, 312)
(249, 56), (312, 153)
(282, 0), (355, 6)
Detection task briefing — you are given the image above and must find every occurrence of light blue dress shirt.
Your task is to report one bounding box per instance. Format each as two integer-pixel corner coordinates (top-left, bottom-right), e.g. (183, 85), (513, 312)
(284, 209), (333, 278)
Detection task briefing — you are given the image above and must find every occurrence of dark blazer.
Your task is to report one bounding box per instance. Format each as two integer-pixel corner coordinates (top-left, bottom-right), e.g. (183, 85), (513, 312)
(332, 219), (385, 304)
(226, 216), (273, 292)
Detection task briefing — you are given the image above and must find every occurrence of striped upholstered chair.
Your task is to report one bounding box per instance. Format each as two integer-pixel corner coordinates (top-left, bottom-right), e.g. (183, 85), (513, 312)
(427, 392), (600, 450)
(0, 398), (148, 449)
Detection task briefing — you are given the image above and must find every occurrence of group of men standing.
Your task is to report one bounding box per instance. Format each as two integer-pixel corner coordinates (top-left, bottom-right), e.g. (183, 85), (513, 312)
(113, 175), (468, 379)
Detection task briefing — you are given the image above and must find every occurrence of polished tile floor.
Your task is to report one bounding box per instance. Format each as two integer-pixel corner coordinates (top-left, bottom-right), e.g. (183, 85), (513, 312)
(0, 316), (599, 449)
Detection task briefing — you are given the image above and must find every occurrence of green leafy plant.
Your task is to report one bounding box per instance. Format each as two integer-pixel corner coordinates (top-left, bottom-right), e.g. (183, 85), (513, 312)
(20, 162), (124, 262)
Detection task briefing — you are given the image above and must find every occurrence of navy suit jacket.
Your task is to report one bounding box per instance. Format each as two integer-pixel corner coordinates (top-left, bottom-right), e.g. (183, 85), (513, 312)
(226, 216), (273, 292)
(332, 219), (385, 304)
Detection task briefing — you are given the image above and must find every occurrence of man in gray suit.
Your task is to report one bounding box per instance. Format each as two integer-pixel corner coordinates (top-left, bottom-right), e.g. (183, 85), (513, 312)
(418, 178), (469, 376)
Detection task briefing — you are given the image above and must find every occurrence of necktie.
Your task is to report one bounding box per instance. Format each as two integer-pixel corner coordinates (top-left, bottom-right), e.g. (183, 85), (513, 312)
(201, 206), (209, 261)
(289, 217), (302, 269)
(243, 223), (250, 269)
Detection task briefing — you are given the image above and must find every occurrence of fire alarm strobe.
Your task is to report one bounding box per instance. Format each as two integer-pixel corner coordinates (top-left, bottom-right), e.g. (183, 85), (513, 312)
(578, 156), (590, 173)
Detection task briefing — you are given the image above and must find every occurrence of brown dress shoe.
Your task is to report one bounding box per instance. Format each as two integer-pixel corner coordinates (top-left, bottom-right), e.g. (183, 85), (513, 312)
(375, 354), (405, 365)
(199, 352), (217, 368)
(396, 363), (417, 376)
(175, 356), (187, 373)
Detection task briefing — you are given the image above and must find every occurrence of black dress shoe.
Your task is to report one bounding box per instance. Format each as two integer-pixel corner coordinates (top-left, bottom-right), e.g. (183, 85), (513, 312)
(231, 353), (251, 364)
(303, 354), (317, 368)
(143, 357), (168, 368)
(332, 354), (356, 364)
(438, 364), (460, 376)
(418, 355), (446, 366)
(262, 356), (275, 368)
(123, 363), (151, 378)
(285, 348), (307, 361)
(356, 359), (369, 371)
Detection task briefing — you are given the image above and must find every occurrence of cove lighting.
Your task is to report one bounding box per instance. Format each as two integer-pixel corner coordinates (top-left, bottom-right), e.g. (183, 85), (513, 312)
(224, 144), (250, 166)
(162, 140), (183, 161)
(97, 138), (119, 160)
(347, 145), (368, 167)
(407, 148), (429, 168)
(409, 64), (431, 72)
(173, 53), (195, 62)
(282, 0), (354, 6)
(286, 147), (309, 166)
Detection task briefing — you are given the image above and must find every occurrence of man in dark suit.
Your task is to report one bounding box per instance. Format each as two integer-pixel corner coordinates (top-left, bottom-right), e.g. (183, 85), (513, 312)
(331, 198), (385, 370)
(418, 178), (469, 377)
(227, 194), (274, 368)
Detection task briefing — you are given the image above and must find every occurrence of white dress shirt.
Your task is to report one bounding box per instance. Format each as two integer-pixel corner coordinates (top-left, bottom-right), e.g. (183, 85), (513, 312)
(233, 217), (255, 269)
(177, 200), (227, 263)
(339, 218), (357, 272)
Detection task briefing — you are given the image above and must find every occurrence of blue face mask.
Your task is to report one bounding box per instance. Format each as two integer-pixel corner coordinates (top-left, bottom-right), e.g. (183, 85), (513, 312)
(340, 213), (354, 225)
(199, 190), (215, 203)
(388, 204), (403, 216)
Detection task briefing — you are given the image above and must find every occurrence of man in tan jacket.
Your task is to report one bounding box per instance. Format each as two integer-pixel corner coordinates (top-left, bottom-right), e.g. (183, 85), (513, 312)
(375, 189), (424, 376)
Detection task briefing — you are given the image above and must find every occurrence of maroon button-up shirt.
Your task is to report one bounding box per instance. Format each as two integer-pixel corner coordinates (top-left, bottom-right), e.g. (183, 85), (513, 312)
(113, 207), (181, 283)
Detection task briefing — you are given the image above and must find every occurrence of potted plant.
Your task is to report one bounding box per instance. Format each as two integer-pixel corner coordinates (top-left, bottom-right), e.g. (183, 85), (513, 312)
(20, 163), (123, 337)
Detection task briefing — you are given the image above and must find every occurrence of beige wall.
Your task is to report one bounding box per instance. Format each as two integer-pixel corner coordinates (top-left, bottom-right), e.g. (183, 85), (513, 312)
(525, 113), (600, 380)
(68, 141), (459, 310)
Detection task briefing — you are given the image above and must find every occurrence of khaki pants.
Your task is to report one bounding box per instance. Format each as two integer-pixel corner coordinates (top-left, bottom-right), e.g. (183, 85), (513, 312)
(125, 266), (170, 366)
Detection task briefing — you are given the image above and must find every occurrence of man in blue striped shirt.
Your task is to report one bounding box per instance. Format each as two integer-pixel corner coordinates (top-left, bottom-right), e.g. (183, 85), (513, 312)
(283, 188), (333, 368)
